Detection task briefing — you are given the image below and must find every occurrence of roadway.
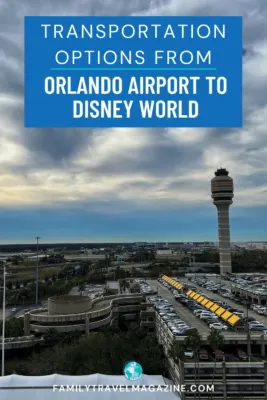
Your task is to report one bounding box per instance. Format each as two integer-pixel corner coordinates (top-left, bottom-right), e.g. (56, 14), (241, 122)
(0, 307), (17, 321)
(1, 263), (66, 272)
(65, 255), (130, 261)
(1, 261), (149, 273)
(148, 280), (210, 334)
(0, 304), (39, 321)
(110, 262), (149, 270)
(0, 336), (43, 350)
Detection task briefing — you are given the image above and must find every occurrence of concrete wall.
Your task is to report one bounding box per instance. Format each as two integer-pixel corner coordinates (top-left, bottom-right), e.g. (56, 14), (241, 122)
(30, 324), (85, 333)
(48, 295), (92, 315)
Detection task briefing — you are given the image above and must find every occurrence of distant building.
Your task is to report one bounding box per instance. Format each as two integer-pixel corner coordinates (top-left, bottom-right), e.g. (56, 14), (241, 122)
(156, 250), (173, 256)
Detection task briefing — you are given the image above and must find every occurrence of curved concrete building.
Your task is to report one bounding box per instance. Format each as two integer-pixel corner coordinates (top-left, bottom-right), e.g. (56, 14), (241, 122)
(211, 168), (234, 275)
(23, 294), (154, 335)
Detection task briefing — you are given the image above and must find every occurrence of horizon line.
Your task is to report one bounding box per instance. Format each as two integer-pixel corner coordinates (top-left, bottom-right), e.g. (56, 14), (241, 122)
(0, 240), (264, 245)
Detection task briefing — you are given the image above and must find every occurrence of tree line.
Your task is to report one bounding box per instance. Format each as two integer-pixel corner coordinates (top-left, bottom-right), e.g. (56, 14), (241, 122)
(5, 328), (167, 376)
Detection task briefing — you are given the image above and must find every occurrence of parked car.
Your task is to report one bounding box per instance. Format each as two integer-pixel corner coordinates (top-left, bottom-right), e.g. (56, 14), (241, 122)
(234, 312), (245, 318)
(205, 317), (219, 324)
(256, 307), (267, 315)
(236, 348), (248, 361)
(194, 309), (205, 316)
(200, 313), (218, 321)
(249, 321), (262, 326)
(249, 325), (267, 331)
(199, 349), (209, 360)
(184, 349), (194, 358)
(209, 323), (228, 331)
(214, 349), (225, 360)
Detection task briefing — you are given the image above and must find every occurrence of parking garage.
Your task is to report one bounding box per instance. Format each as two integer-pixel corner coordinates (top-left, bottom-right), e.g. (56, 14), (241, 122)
(233, 285), (267, 306)
(152, 276), (267, 356)
(151, 276), (267, 399)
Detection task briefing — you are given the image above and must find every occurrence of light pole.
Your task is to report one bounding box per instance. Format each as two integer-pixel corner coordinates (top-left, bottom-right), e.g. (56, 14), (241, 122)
(1, 264), (6, 376)
(35, 237), (40, 306)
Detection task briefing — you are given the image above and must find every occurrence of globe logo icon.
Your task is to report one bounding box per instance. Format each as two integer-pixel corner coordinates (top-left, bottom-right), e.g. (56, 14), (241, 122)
(123, 361), (143, 381)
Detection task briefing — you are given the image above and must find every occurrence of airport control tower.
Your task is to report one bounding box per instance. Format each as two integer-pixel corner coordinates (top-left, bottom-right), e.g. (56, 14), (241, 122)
(211, 168), (234, 275)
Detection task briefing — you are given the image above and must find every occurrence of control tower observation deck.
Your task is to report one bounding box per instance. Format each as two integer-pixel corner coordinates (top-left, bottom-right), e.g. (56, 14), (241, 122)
(211, 168), (234, 275)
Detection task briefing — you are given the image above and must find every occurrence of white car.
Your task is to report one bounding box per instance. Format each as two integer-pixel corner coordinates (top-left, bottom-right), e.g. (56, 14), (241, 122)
(201, 314), (218, 321)
(193, 309), (205, 316)
(172, 326), (188, 332)
(174, 323), (188, 328)
(249, 321), (262, 326)
(11, 308), (17, 312)
(256, 308), (267, 315)
(184, 350), (194, 358)
(235, 312), (245, 318)
(199, 313), (213, 320)
(209, 323), (228, 331)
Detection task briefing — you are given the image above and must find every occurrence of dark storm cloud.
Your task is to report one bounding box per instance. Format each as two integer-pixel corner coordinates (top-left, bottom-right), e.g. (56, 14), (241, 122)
(0, 0), (157, 164)
(0, 0), (266, 209)
(22, 128), (95, 162)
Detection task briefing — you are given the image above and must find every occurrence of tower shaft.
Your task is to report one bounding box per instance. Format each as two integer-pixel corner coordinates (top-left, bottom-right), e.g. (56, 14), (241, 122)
(211, 168), (234, 275)
(216, 204), (232, 274)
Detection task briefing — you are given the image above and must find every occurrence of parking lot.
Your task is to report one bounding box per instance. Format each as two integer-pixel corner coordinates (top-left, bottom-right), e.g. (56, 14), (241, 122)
(70, 284), (105, 298)
(149, 277), (267, 340)
(148, 280), (210, 334)
(183, 277), (267, 327)
(148, 279), (265, 361)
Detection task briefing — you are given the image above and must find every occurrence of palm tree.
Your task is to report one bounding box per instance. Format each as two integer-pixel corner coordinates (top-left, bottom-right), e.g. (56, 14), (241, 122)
(124, 280), (130, 293)
(168, 341), (186, 364)
(184, 330), (202, 399)
(79, 282), (85, 296)
(119, 279), (124, 293)
(119, 279), (130, 293)
(207, 329), (225, 392)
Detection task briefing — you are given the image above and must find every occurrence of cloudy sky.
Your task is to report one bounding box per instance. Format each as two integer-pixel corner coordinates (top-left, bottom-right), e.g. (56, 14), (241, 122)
(0, 0), (266, 244)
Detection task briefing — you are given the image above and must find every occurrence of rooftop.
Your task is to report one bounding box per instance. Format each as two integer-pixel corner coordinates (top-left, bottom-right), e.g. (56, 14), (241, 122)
(214, 168), (229, 176)
(0, 373), (179, 400)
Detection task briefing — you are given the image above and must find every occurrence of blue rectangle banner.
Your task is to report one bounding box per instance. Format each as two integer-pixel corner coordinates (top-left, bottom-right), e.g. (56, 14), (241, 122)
(24, 16), (242, 128)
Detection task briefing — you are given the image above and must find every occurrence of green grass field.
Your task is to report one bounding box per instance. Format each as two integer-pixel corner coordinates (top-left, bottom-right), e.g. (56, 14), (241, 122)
(7, 267), (61, 282)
